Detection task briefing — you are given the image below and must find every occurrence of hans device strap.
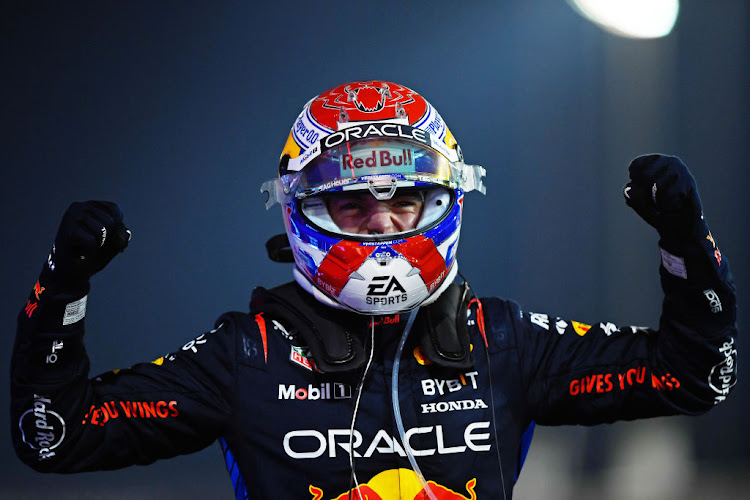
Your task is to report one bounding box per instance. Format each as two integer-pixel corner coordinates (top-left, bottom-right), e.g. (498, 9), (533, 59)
(249, 282), (476, 372)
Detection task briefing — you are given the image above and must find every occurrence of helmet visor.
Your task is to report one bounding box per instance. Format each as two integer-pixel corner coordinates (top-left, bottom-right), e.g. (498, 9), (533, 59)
(261, 129), (485, 210)
(294, 138), (454, 198)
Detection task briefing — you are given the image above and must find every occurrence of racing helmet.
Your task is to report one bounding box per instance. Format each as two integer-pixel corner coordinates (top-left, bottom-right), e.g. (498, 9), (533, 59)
(262, 81), (485, 315)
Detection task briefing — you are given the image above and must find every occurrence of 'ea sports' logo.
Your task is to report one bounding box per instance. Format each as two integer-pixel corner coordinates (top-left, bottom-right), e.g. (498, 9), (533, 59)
(366, 276), (408, 307)
(367, 276), (406, 296)
(337, 255), (430, 314)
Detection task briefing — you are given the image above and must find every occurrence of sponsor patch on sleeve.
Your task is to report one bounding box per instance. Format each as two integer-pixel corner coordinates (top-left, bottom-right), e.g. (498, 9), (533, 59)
(659, 247), (687, 279)
(62, 295), (87, 325)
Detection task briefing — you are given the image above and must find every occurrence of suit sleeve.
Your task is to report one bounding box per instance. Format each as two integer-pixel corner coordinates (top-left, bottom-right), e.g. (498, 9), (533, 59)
(512, 235), (737, 426)
(10, 281), (240, 472)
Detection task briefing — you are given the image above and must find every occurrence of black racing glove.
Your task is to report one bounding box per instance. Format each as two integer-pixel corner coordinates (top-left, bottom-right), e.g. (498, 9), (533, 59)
(623, 154), (730, 293)
(623, 154), (707, 245)
(40, 201), (131, 290)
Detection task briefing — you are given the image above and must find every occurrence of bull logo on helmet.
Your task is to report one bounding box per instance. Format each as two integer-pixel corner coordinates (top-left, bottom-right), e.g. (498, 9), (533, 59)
(311, 81), (426, 128)
(346, 82), (391, 113)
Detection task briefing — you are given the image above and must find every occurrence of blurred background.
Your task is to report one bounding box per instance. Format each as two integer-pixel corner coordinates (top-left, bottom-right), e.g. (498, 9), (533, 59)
(1, 1), (747, 498)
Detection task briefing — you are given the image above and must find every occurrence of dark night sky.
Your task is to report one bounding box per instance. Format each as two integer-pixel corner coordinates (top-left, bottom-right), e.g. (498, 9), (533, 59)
(2, 2), (747, 497)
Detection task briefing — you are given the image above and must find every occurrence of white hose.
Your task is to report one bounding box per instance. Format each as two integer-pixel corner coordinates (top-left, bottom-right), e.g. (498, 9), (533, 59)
(390, 307), (438, 500)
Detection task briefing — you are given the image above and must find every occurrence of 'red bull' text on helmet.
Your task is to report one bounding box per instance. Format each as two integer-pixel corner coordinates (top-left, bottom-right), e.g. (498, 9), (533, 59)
(261, 81), (485, 315)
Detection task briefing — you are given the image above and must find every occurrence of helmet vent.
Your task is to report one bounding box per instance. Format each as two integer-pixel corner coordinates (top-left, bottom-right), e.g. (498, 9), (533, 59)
(374, 251), (392, 266)
(367, 178), (397, 200)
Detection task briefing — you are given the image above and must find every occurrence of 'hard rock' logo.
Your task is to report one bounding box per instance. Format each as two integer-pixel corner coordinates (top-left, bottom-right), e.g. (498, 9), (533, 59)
(18, 394), (66, 461)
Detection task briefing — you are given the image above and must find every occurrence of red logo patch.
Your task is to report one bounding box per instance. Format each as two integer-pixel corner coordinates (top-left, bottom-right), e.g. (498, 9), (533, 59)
(25, 300), (38, 318)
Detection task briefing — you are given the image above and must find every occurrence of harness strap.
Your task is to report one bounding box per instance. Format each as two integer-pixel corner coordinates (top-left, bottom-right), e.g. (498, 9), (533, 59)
(249, 281), (476, 372)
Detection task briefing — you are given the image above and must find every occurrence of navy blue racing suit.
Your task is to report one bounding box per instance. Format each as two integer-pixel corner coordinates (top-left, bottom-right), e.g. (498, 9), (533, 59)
(11, 239), (737, 498)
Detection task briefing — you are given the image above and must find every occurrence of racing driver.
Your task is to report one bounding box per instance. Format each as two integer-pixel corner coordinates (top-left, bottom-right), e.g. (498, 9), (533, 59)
(11, 80), (738, 499)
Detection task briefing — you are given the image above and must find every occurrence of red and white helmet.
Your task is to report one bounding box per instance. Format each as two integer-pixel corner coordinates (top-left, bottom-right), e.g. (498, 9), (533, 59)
(261, 81), (485, 315)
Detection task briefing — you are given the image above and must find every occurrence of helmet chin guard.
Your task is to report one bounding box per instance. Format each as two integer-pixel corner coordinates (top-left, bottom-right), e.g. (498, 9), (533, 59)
(262, 81), (485, 315)
(291, 264), (460, 314)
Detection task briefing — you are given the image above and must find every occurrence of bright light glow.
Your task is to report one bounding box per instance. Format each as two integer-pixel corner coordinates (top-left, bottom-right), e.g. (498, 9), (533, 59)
(568, 0), (679, 39)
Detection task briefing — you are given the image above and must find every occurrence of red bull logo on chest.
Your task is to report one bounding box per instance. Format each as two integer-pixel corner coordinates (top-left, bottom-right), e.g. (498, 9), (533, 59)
(309, 468), (477, 499)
